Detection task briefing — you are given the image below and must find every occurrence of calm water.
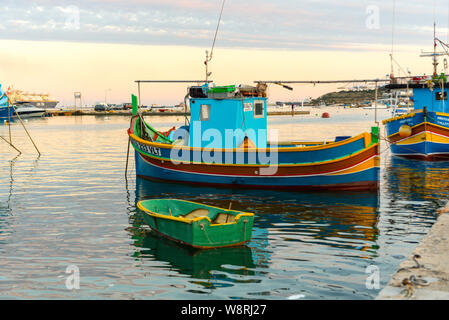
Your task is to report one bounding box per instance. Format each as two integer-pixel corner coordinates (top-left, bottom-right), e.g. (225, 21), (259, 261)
(0, 109), (447, 300)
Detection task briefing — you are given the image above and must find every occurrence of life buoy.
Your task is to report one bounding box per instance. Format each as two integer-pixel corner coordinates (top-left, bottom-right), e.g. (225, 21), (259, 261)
(399, 125), (412, 138)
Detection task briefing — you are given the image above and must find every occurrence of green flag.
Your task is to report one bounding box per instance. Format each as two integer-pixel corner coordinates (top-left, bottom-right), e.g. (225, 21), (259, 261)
(132, 94), (138, 116)
(371, 126), (379, 144)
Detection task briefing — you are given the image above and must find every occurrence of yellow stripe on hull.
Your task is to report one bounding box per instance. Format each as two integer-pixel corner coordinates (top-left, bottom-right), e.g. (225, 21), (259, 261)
(330, 156), (380, 176)
(396, 131), (449, 146)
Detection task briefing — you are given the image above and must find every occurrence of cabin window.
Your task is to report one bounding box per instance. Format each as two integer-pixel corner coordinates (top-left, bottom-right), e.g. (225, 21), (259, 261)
(436, 92), (447, 101)
(254, 101), (264, 118)
(200, 104), (211, 121)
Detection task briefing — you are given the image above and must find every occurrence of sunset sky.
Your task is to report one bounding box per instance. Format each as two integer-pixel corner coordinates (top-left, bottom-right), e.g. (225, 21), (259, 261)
(1, 0), (449, 106)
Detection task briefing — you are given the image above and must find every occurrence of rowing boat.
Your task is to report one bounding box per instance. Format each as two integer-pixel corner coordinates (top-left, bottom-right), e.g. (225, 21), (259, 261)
(137, 199), (254, 249)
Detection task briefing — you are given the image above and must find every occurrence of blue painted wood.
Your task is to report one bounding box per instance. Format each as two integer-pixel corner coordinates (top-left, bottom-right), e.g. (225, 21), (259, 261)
(188, 97), (267, 149)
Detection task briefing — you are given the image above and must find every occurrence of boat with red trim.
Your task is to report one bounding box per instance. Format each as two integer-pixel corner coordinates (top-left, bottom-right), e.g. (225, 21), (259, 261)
(127, 83), (380, 191)
(383, 34), (449, 161)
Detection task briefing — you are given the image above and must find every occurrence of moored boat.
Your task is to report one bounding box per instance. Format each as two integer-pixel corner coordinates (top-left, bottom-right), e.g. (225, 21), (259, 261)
(0, 84), (13, 120)
(13, 103), (46, 118)
(383, 82), (449, 160)
(0, 85), (45, 119)
(137, 199), (255, 249)
(382, 28), (449, 161)
(128, 83), (380, 191)
(7, 88), (59, 109)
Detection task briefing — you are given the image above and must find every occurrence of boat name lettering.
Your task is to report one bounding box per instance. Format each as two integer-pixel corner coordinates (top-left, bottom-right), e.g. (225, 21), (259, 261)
(436, 116), (449, 126)
(137, 142), (162, 156)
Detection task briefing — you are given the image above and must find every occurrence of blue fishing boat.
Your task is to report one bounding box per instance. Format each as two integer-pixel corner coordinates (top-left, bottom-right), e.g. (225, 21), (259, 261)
(0, 84), (13, 120)
(126, 1), (379, 191)
(382, 28), (449, 161)
(383, 79), (449, 160)
(127, 82), (380, 191)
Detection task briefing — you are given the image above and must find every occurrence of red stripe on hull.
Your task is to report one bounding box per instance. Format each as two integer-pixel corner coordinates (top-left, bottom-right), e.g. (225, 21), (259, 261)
(138, 144), (379, 177)
(389, 122), (449, 143)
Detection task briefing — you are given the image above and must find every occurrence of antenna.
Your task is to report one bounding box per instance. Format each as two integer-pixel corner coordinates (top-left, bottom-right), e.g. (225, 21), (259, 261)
(205, 0), (226, 82)
(390, 0), (396, 76)
(434, 22), (439, 75)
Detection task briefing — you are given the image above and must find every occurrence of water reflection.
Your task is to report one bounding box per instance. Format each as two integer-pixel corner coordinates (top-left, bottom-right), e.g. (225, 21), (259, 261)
(1, 155), (21, 215)
(129, 177), (381, 293)
(139, 233), (255, 280)
(384, 157), (449, 207)
(2, 115), (448, 299)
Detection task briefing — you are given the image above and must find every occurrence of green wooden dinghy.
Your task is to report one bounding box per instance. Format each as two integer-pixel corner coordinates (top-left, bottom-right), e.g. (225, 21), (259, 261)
(137, 199), (254, 249)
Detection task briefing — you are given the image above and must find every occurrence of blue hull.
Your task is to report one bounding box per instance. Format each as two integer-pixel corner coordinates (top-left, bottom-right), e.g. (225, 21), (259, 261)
(0, 106), (13, 119)
(135, 151), (380, 191)
(384, 111), (449, 160)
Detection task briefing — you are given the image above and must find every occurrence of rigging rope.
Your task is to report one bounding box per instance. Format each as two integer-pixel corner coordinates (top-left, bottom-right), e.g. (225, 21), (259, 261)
(209, 0), (226, 62)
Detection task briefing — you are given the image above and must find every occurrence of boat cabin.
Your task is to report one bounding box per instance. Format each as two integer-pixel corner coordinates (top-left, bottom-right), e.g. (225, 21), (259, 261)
(412, 87), (448, 113)
(387, 75), (449, 113)
(187, 84), (268, 149)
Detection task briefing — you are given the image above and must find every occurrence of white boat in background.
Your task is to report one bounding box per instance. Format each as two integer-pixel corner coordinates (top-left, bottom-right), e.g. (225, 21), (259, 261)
(362, 103), (389, 110)
(13, 103), (46, 118)
(8, 88), (59, 109)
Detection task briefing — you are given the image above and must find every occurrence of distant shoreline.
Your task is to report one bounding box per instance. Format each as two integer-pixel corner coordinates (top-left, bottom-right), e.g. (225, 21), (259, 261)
(45, 110), (312, 117)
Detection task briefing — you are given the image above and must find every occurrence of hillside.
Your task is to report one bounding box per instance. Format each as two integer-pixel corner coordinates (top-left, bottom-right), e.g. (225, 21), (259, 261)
(311, 88), (387, 106)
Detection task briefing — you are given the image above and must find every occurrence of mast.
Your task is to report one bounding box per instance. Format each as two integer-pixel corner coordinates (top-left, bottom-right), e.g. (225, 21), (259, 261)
(434, 22), (439, 75)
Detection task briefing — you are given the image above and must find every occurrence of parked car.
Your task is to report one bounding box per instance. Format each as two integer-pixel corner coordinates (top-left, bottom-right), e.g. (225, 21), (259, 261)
(94, 103), (108, 111)
(109, 104), (122, 110)
(122, 103), (132, 110)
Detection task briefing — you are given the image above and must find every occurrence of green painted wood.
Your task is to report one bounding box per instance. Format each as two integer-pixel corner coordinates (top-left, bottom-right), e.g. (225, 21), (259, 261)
(133, 116), (173, 144)
(132, 94), (138, 116)
(208, 85), (236, 93)
(138, 199), (254, 249)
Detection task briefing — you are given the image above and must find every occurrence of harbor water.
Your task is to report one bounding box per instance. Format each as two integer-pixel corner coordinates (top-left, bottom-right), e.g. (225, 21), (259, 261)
(0, 108), (446, 300)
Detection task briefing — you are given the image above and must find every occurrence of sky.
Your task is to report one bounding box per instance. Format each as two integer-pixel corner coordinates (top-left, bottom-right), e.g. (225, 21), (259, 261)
(1, 0), (449, 106)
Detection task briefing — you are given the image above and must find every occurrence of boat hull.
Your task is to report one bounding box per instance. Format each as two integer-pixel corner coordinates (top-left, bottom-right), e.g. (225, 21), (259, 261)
(129, 126), (380, 191)
(15, 110), (46, 119)
(134, 150), (380, 191)
(1, 105), (45, 119)
(138, 200), (254, 249)
(384, 111), (449, 161)
(0, 106), (13, 119)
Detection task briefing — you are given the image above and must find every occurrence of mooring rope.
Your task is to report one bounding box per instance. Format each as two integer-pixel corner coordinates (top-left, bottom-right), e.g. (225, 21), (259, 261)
(379, 135), (420, 155)
(200, 223), (213, 245)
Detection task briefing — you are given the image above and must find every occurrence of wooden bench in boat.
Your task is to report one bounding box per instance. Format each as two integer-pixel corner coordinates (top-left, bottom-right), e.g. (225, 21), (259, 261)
(180, 209), (236, 225)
